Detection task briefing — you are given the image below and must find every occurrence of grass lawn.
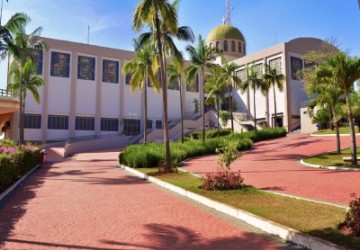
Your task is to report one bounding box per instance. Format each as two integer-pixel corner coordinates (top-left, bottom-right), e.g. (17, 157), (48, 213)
(313, 126), (360, 135)
(303, 147), (360, 168)
(139, 168), (360, 249)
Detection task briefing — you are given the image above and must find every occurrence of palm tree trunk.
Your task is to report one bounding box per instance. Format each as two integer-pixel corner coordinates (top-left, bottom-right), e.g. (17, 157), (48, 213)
(143, 75), (148, 144)
(335, 120), (341, 155)
(253, 88), (257, 132)
(155, 16), (171, 171)
(217, 97), (220, 137)
(346, 95), (357, 165)
(19, 74), (24, 145)
(201, 68), (205, 141)
(179, 80), (184, 143)
(229, 83), (234, 132)
(273, 86), (277, 127)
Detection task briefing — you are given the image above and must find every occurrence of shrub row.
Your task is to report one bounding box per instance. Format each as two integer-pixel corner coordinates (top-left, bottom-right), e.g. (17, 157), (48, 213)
(0, 141), (40, 193)
(119, 127), (286, 168)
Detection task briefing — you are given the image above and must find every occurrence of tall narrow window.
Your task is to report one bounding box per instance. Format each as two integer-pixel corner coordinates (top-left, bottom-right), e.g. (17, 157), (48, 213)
(216, 41), (220, 50)
(51, 52), (70, 77)
(31, 50), (43, 75)
(238, 42), (242, 53)
(78, 56), (95, 80)
(125, 74), (132, 85)
(103, 59), (119, 83)
(223, 40), (228, 52)
(231, 41), (235, 52)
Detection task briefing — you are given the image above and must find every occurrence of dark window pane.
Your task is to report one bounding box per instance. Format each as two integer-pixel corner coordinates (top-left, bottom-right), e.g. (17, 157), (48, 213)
(75, 116), (95, 131)
(103, 59), (119, 83)
(24, 114), (41, 129)
(51, 52), (70, 77)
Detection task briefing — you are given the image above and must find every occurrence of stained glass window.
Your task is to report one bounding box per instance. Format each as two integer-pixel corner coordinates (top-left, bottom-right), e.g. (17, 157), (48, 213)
(103, 59), (119, 83)
(51, 52), (70, 77)
(290, 57), (303, 80)
(31, 50), (43, 75)
(78, 56), (95, 80)
(269, 57), (282, 73)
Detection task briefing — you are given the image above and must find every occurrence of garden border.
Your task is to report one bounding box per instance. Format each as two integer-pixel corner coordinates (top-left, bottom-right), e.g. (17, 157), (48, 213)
(300, 159), (360, 172)
(119, 164), (345, 250)
(0, 164), (41, 204)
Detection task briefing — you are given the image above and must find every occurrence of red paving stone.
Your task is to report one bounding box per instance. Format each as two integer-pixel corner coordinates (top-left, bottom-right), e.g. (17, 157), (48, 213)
(0, 149), (290, 249)
(183, 133), (360, 206)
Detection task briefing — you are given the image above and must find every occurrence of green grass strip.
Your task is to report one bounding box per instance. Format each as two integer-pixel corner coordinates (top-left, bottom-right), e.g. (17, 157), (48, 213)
(139, 168), (360, 250)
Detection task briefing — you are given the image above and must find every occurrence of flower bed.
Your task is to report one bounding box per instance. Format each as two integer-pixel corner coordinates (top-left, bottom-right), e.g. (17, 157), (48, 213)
(0, 139), (41, 193)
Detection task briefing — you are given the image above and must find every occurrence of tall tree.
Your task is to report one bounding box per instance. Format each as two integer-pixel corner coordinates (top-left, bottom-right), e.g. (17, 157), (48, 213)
(186, 35), (217, 141)
(133, 0), (179, 172)
(122, 41), (160, 144)
(221, 60), (241, 132)
(0, 12), (29, 60)
(204, 65), (227, 136)
(263, 64), (285, 127)
(240, 65), (265, 132)
(6, 16), (47, 144)
(316, 53), (360, 165)
(167, 56), (187, 143)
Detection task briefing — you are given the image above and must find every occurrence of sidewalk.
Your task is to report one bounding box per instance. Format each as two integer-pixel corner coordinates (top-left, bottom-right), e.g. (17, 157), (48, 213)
(182, 133), (360, 206)
(0, 149), (296, 249)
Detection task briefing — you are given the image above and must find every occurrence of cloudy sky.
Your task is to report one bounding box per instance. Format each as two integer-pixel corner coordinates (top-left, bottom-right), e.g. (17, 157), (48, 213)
(0, 0), (359, 89)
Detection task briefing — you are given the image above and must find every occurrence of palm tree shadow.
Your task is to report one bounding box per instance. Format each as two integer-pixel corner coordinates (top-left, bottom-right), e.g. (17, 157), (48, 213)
(101, 223), (293, 250)
(0, 165), (50, 247)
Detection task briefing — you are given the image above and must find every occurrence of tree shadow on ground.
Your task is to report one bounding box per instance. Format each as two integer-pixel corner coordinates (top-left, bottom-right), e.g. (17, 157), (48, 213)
(100, 223), (294, 250)
(0, 165), (51, 248)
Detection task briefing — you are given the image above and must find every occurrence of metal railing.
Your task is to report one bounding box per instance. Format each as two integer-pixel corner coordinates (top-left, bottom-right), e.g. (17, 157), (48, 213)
(0, 89), (17, 98)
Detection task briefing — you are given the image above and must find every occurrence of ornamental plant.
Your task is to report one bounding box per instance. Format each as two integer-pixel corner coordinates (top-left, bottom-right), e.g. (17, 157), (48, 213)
(341, 193), (360, 237)
(202, 140), (243, 191)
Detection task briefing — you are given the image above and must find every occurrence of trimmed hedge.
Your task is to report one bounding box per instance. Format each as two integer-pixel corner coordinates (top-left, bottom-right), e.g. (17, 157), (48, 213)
(0, 141), (40, 193)
(119, 127), (286, 168)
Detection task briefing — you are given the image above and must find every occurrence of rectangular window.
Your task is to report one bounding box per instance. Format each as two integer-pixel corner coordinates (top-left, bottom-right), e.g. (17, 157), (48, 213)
(269, 57), (282, 73)
(290, 56), (303, 80)
(155, 120), (162, 129)
(101, 118), (119, 131)
(168, 78), (179, 90)
(103, 59), (119, 83)
(24, 114), (41, 129)
(48, 115), (69, 130)
(253, 64), (263, 77)
(125, 74), (132, 85)
(75, 116), (94, 131)
(78, 56), (95, 80)
(186, 74), (199, 92)
(123, 119), (140, 135)
(51, 52), (70, 77)
(147, 120), (153, 129)
(236, 69), (247, 82)
(31, 50), (43, 75)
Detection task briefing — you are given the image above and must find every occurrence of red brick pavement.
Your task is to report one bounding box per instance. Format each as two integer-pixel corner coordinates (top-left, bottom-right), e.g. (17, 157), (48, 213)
(182, 134), (360, 206)
(0, 149), (290, 249)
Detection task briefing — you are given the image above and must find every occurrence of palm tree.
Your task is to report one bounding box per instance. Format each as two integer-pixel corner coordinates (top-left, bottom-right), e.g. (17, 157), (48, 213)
(240, 65), (265, 132)
(0, 12), (29, 60)
(263, 64), (285, 127)
(6, 18), (47, 144)
(133, 0), (179, 172)
(204, 66), (227, 136)
(221, 60), (241, 132)
(186, 35), (217, 141)
(167, 57), (187, 143)
(122, 41), (160, 144)
(307, 83), (344, 154)
(8, 58), (45, 139)
(316, 53), (360, 165)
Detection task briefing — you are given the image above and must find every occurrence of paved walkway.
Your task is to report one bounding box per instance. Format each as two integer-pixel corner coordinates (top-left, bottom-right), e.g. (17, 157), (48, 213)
(182, 133), (360, 206)
(0, 149), (296, 249)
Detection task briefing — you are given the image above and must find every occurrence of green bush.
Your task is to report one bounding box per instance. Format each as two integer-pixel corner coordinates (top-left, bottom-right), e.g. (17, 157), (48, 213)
(206, 128), (232, 138)
(0, 142), (40, 193)
(119, 127), (285, 169)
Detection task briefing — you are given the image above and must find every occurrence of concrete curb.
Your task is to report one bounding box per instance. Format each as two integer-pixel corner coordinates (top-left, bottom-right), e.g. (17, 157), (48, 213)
(310, 133), (360, 137)
(120, 164), (345, 250)
(0, 164), (41, 204)
(300, 159), (360, 172)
